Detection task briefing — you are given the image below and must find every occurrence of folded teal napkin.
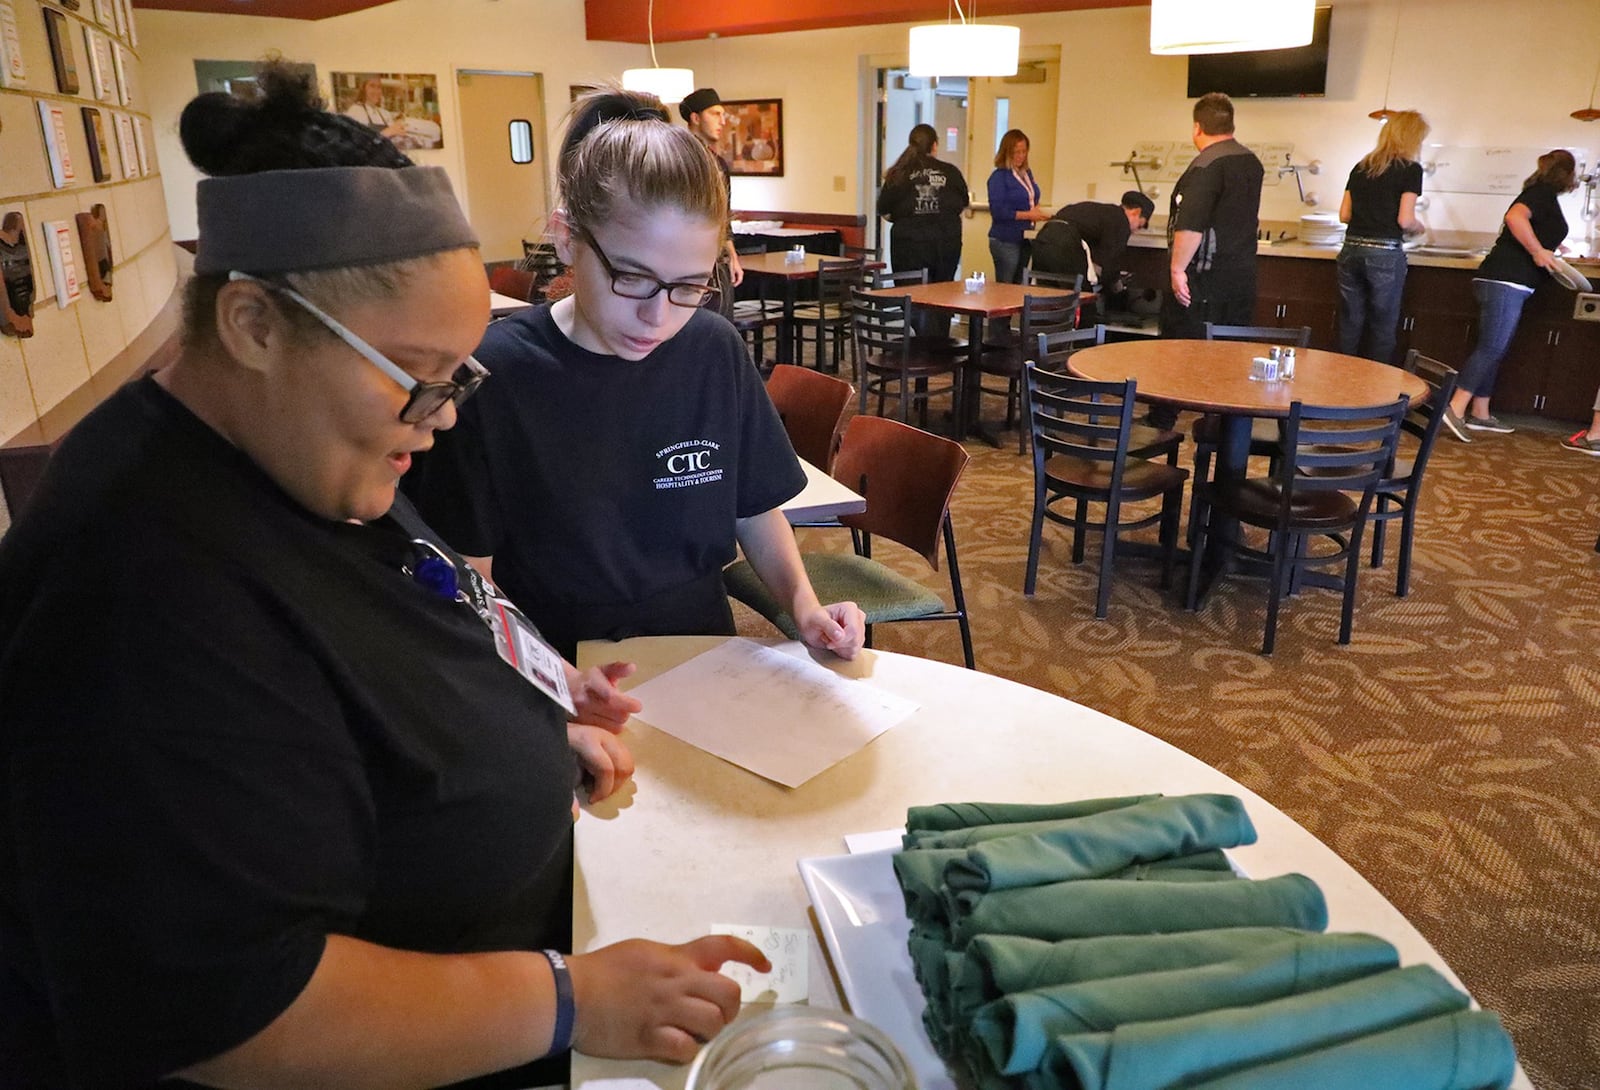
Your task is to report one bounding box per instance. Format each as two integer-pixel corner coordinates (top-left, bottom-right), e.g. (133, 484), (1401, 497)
(892, 848), (967, 921)
(1033, 963), (1471, 1090)
(949, 927), (1312, 1028)
(967, 930), (1398, 1079)
(943, 794), (1256, 894)
(1179, 1010), (1517, 1090)
(907, 795), (1158, 837)
(949, 872), (1327, 948)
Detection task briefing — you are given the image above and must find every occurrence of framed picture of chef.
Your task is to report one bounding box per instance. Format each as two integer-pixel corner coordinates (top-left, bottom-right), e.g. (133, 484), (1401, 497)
(716, 98), (783, 177)
(331, 71), (444, 151)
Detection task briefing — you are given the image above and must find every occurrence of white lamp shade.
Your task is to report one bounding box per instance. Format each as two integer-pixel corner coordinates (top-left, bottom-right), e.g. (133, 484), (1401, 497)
(909, 23), (1021, 77)
(620, 66), (696, 104)
(1150, 0), (1315, 55)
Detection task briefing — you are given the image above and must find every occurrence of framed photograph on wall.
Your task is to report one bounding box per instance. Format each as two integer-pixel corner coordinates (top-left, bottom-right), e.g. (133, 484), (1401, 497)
(81, 106), (110, 182)
(0, 1), (28, 89)
(82, 25), (113, 101)
(113, 111), (137, 177)
(110, 39), (128, 104)
(91, 0), (113, 29)
(38, 100), (75, 187)
(330, 71), (443, 150)
(715, 98), (784, 177)
(40, 220), (81, 309)
(1, 207), (36, 337)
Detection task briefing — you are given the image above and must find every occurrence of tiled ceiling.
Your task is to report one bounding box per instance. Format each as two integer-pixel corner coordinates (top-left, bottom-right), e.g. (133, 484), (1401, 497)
(133, 0), (401, 18)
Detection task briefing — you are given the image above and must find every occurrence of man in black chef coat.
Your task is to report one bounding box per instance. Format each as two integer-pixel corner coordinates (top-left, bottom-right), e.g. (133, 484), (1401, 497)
(1032, 189), (1155, 297)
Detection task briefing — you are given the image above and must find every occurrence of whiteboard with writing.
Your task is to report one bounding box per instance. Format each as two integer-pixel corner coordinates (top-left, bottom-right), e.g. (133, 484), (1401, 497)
(1423, 145), (1592, 196)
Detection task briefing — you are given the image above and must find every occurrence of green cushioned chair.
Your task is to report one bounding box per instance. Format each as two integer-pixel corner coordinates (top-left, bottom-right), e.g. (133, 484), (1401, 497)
(725, 414), (975, 668)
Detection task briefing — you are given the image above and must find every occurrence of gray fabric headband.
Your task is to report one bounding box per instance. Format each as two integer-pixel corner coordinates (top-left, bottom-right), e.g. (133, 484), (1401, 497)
(193, 165), (479, 276)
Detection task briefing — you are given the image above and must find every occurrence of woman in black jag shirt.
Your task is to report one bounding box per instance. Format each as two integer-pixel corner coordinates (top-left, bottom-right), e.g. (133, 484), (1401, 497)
(0, 64), (765, 1090)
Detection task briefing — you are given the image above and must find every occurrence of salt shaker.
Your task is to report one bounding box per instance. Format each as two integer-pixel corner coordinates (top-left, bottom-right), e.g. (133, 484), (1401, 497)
(686, 1007), (916, 1090)
(1281, 346), (1297, 379)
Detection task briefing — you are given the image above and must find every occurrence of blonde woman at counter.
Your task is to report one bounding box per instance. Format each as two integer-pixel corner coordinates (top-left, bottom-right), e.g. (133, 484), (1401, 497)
(1442, 149), (1579, 442)
(1336, 110), (1429, 364)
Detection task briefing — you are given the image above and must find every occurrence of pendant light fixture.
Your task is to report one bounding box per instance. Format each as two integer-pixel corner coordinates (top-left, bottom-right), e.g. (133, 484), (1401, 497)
(621, 0), (695, 105)
(909, 0), (1020, 78)
(1573, 51), (1600, 122)
(1149, 0), (1315, 55)
(1367, 0), (1403, 120)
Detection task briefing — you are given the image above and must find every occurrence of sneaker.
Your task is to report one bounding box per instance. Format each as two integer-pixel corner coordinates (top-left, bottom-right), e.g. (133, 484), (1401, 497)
(1441, 407), (1472, 443)
(1464, 413), (1515, 433)
(1563, 431), (1600, 456)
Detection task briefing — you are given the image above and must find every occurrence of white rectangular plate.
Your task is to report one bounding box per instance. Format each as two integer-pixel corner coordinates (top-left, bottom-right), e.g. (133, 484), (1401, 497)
(797, 848), (958, 1090)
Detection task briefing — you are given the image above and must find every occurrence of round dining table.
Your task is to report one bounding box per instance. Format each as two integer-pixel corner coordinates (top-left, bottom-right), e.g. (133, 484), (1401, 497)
(568, 635), (1527, 1090)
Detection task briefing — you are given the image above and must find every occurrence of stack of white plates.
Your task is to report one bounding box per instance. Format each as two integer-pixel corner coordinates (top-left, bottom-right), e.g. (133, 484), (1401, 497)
(1300, 212), (1346, 246)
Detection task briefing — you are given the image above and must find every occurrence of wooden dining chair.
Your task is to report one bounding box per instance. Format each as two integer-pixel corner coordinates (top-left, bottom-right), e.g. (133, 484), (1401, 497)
(1022, 365), (1189, 617)
(790, 258), (866, 373)
(724, 415), (975, 668)
(1187, 322), (1315, 541)
(1366, 351), (1459, 596)
(1185, 395), (1409, 654)
(849, 288), (960, 429)
(977, 291), (1080, 452)
(764, 364), (853, 472)
(515, 243), (565, 300)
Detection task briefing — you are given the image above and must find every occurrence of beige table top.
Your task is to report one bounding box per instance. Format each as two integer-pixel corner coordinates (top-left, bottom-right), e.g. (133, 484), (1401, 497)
(781, 458), (865, 523)
(1067, 339), (1430, 416)
(740, 252), (873, 279)
(569, 636), (1528, 1090)
(861, 279), (1084, 318)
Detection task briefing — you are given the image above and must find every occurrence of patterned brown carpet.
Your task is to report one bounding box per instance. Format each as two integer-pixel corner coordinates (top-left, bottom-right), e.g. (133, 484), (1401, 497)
(738, 387), (1600, 1090)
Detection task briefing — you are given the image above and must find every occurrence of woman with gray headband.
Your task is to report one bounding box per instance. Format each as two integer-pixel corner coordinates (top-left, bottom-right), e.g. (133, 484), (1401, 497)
(0, 65), (765, 1088)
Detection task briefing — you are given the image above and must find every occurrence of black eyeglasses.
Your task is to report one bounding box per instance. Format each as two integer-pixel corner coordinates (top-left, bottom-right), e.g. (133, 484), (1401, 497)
(578, 229), (720, 308)
(229, 272), (488, 424)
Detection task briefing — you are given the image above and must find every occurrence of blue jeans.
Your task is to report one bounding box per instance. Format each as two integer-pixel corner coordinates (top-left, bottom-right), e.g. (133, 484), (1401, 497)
(1457, 279), (1532, 397)
(989, 239), (1030, 284)
(1335, 244), (1407, 363)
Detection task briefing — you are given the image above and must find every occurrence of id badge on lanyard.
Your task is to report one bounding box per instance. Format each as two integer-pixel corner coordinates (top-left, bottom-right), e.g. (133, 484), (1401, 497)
(409, 539), (576, 716)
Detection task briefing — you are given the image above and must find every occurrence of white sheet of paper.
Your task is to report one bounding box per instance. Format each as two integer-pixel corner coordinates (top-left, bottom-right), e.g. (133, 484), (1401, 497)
(627, 639), (918, 788)
(844, 828), (907, 854)
(711, 924), (809, 1003)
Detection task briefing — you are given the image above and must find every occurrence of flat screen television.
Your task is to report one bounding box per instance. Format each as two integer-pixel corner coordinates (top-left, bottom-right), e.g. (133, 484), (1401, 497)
(1186, 7), (1332, 99)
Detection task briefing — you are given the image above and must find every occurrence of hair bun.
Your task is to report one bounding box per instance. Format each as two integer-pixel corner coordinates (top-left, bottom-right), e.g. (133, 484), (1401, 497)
(179, 92), (253, 176)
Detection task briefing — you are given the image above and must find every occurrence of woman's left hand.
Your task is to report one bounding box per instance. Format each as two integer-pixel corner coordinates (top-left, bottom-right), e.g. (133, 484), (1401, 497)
(568, 723), (636, 803)
(798, 601), (867, 659)
(567, 661), (642, 731)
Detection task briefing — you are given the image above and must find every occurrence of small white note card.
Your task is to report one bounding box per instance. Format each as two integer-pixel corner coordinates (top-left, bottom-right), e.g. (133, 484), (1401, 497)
(844, 828), (907, 854)
(627, 638), (918, 788)
(711, 924), (809, 1003)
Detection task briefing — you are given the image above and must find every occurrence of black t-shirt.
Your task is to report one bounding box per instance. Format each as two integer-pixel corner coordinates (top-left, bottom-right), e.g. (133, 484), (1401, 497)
(1168, 138), (1264, 276)
(1475, 182), (1570, 289)
(1039, 201), (1134, 285)
(406, 305), (804, 656)
(0, 379), (577, 1088)
(1343, 159), (1423, 241)
(877, 159), (970, 241)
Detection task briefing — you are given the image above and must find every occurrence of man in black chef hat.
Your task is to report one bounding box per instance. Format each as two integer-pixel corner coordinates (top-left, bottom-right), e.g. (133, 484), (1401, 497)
(681, 87), (742, 316)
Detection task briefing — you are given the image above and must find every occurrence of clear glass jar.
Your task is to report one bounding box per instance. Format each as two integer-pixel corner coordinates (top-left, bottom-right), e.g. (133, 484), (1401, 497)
(685, 1007), (918, 1090)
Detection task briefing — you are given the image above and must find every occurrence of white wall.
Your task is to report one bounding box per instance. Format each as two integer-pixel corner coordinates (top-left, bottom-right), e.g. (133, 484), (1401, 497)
(143, 0), (1600, 247)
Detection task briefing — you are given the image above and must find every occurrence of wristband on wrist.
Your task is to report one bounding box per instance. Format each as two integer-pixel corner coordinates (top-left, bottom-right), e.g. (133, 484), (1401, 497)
(541, 949), (575, 1055)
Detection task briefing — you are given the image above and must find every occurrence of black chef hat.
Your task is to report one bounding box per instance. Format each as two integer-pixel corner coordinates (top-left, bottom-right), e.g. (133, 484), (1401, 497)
(679, 88), (721, 121)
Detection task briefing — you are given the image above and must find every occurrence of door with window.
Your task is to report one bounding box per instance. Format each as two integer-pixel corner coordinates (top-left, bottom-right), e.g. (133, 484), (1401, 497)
(456, 70), (550, 263)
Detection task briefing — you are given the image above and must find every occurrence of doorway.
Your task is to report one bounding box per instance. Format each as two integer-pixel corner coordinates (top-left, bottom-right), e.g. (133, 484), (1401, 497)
(456, 69), (550, 264)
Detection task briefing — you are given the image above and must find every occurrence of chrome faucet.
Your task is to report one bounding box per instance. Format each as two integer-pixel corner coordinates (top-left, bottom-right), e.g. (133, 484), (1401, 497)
(1277, 154), (1322, 206)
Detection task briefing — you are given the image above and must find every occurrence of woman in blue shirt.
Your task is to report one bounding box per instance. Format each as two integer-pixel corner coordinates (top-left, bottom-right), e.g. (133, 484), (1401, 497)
(986, 129), (1049, 283)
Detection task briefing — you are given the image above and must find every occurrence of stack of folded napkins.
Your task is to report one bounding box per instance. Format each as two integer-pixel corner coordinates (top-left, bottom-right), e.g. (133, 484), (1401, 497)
(892, 794), (1517, 1090)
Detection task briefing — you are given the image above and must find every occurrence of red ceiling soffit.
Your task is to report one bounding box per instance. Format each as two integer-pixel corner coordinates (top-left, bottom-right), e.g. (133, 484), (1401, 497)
(585, 0), (1145, 43)
(133, 0), (402, 19)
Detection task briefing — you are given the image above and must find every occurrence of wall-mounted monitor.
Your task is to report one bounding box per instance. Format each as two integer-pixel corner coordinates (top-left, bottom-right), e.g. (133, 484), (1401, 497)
(1187, 7), (1332, 99)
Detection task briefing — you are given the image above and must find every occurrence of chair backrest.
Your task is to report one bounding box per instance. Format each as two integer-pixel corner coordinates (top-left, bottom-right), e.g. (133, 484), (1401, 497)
(817, 258), (867, 305)
(1022, 364), (1138, 475)
(870, 268), (929, 289)
(843, 244), (882, 262)
(1204, 322), (1312, 347)
(832, 415), (969, 569)
(850, 288), (911, 361)
(1024, 268), (1084, 292)
(765, 364), (853, 470)
(733, 239), (768, 257)
(1034, 325), (1108, 372)
(1019, 291), (1081, 343)
(488, 265), (537, 304)
(516, 243), (564, 279)
(1276, 397), (1411, 521)
(1395, 350), (1460, 482)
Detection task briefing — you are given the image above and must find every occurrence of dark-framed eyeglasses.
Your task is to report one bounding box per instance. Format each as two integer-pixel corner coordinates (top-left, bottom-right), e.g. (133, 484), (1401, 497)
(228, 271), (488, 424)
(577, 228), (720, 309)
